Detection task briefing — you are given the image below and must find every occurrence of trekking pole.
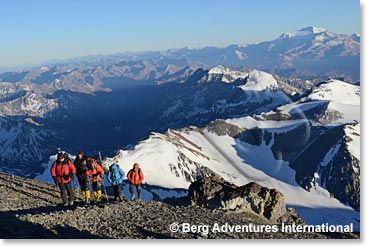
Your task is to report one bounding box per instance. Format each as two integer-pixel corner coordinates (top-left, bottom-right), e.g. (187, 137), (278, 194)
(98, 151), (109, 204)
(98, 151), (103, 166)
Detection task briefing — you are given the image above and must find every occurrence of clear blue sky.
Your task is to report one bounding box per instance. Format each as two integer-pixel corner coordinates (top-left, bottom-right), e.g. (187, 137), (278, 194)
(0, 0), (360, 67)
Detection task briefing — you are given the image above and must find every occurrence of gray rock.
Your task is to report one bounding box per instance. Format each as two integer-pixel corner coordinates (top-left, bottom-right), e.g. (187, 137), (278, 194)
(223, 182), (286, 220)
(189, 173), (287, 220)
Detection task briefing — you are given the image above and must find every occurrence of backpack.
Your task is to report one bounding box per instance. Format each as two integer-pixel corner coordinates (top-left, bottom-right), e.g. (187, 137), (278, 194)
(109, 165), (124, 185)
(64, 153), (71, 162)
(111, 168), (119, 182)
(86, 157), (96, 171)
(74, 157), (89, 174)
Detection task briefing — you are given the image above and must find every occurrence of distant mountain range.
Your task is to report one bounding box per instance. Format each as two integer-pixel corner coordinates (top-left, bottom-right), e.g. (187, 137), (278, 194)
(0, 26), (359, 89)
(16, 26), (358, 83)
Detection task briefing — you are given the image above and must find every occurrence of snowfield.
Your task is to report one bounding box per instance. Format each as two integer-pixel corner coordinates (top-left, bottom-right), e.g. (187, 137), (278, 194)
(308, 80), (360, 106)
(274, 79), (360, 125)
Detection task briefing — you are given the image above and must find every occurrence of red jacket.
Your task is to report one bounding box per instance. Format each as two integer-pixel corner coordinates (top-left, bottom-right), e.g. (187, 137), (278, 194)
(127, 163), (144, 185)
(51, 159), (76, 183)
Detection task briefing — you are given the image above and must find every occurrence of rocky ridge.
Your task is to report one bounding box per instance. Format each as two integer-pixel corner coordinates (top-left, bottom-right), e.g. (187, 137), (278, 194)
(0, 172), (358, 239)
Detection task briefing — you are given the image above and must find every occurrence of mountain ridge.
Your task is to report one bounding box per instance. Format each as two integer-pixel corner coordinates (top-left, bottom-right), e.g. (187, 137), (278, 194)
(1, 26), (359, 82)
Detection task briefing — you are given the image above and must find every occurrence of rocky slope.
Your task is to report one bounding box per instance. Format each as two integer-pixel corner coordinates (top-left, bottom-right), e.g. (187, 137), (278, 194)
(0, 172), (358, 239)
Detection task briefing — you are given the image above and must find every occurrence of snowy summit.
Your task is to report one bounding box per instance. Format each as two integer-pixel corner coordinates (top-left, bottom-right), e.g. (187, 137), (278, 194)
(208, 65), (248, 83)
(280, 26), (327, 38)
(240, 70), (278, 91)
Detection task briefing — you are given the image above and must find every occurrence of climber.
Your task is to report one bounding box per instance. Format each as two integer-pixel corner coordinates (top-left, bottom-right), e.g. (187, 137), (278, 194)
(73, 151), (92, 204)
(106, 163), (125, 202)
(87, 156), (105, 203)
(127, 163), (144, 200)
(51, 152), (76, 206)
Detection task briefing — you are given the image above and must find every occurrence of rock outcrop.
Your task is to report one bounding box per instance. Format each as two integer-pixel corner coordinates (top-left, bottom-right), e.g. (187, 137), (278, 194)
(189, 173), (293, 221)
(222, 182), (286, 221)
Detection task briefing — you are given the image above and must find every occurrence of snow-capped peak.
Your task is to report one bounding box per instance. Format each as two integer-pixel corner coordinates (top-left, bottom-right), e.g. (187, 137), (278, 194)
(208, 65), (229, 74)
(206, 66), (279, 91)
(239, 70), (278, 91)
(280, 26), (327, 38)
(298, 26), (327, 34)
(207, 65), (248, 83)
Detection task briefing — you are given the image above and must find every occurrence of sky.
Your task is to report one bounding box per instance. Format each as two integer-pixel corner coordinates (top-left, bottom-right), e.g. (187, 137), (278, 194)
(0, 0), (360, 67)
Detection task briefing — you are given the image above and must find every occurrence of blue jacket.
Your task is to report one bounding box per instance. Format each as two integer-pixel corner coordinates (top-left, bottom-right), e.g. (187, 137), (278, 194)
(107, 164), (125, 185)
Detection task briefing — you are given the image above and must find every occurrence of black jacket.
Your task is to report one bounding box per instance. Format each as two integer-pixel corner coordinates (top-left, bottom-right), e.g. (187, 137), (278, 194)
(74, 156), (91, 176)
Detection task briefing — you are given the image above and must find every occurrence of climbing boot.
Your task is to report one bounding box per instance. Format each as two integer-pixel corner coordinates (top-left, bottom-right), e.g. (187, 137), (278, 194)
(95, 190), (102, 202)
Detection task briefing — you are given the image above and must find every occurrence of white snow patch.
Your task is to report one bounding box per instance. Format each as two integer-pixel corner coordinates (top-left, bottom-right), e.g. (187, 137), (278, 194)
(235, 50), (247, 60)
(240, 70), (278, 91)
(319, 142), (342, 167)
(308, 80), (360, 106)
(208, 65), (248, 83)
(281, 26), (327, 38)
(113, 135), (199, 189)
(226, 116), (308, 131)
(345, 123), (360, 161)
(324, 101), (360, 124)
(278, 101), (326, 115)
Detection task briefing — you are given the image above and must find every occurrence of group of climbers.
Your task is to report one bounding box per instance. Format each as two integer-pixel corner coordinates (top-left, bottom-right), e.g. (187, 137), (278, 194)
(50, 150), (144, 206)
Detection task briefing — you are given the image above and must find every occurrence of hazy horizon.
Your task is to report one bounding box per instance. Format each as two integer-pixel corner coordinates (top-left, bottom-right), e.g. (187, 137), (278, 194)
(1, 0), (360, 68)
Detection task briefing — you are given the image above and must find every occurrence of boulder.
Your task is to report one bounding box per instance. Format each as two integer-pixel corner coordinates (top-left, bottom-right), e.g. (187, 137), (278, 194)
(222, 182), (286, 220)
(188, 172), (236, 208)
(188, 173), (287, 220)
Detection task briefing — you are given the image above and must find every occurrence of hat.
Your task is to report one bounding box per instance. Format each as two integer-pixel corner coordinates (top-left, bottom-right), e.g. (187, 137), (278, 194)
(57, 153), (64, 159)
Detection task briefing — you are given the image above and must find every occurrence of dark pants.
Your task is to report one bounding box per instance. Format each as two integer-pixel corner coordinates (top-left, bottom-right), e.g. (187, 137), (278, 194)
(112, 184), (123, 199)
(129, 183), (141, 200)
(92, 180), (102, 192)
(77, 174), (90, 191)
(58, 181), (74, 204)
